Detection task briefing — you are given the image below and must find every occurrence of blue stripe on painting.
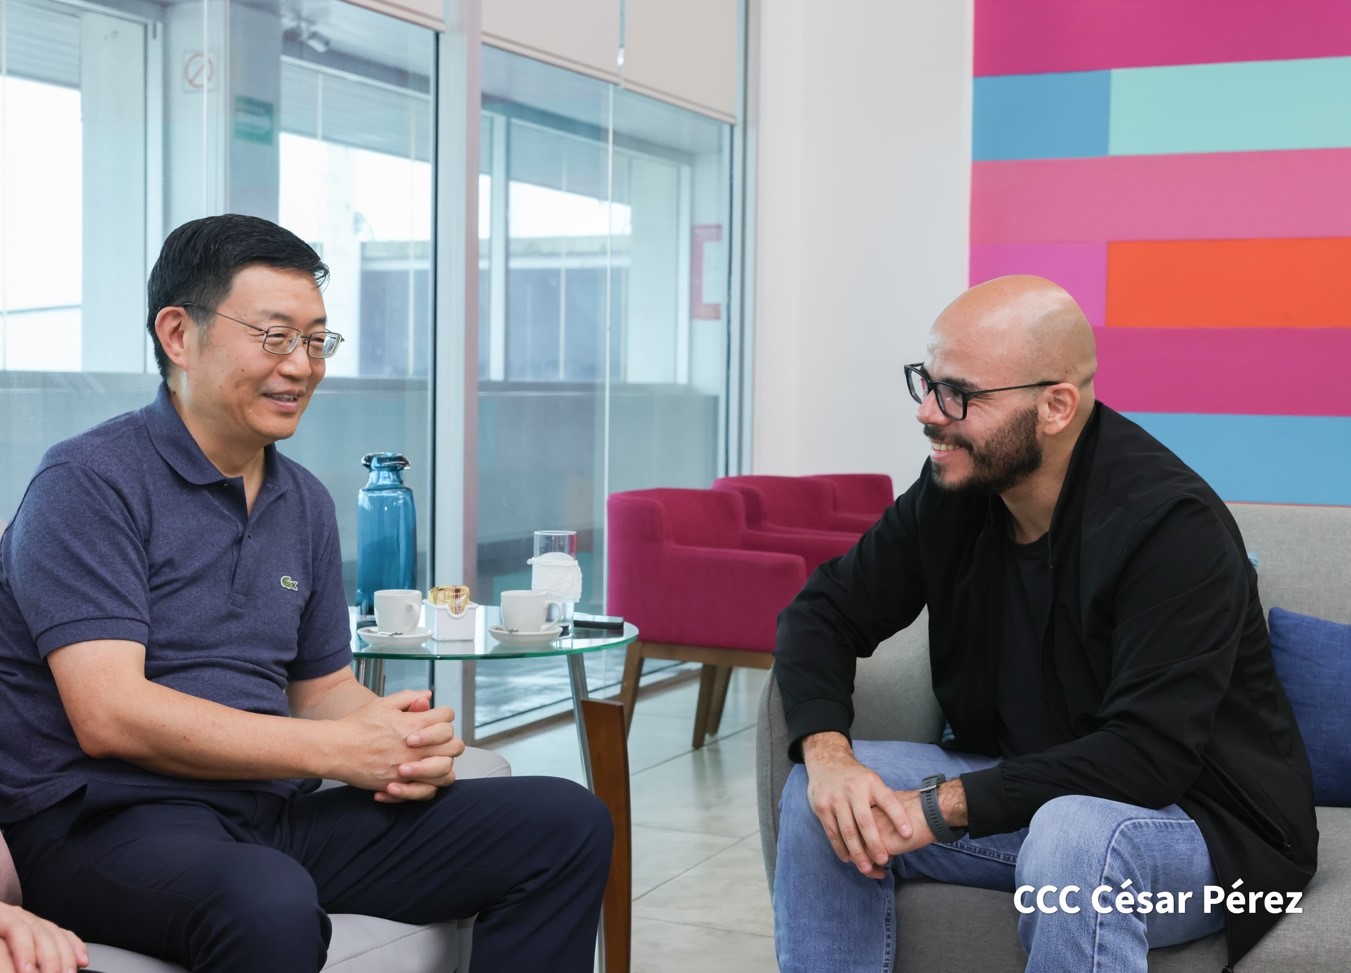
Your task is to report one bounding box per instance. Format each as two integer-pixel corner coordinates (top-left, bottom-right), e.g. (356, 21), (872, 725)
(1109, 56), (1351, 156)
(1124, 413), (1351, 505)
(973, 71), (1111, 161)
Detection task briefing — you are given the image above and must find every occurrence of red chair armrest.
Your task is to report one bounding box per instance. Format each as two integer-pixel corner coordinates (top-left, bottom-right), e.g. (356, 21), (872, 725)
(742, 527), (856, 571)
(825, 512), (878, 533)
(613, 543), (806, 651)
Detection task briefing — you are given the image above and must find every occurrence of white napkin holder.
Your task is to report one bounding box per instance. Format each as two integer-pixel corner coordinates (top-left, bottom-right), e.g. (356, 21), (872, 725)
(427, 599), (478, 641)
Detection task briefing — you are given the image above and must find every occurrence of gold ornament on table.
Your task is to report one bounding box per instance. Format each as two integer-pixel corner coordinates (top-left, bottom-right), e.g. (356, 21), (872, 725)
(429, 585), (471, 617)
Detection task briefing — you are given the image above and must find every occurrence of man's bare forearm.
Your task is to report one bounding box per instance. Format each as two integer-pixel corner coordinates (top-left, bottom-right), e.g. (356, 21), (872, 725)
(938, 777), (968, 828)
(51, 640), (347, 782)
(288, 669), (380, 721)
(78, 678), (340, 780)
(801, 731), (854, 768)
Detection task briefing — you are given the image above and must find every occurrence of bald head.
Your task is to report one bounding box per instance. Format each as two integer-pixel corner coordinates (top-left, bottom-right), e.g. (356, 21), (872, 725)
(929, 275), (1097, 403)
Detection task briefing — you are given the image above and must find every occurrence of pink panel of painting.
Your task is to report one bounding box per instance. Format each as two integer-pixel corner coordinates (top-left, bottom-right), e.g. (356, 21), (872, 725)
(975, 0), (1351, 76)
(1094, 327), (1351, 416)
(971, 149), (1351, 245)
(970, 243), (1107, 327)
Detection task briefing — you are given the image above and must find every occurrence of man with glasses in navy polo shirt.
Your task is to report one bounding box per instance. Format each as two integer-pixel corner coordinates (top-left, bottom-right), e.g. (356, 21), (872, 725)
(0, 215), (611, 972)
(772, 276), (1316, 972)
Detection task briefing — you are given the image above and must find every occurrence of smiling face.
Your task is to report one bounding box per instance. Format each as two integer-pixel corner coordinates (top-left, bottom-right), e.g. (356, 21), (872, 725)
(917, 334), (1047, 495)
(915, 280), (1063, 496)
(165, 264), (328, 466)
(923, 402), (1043, 495)
(914, 276), (1099, 524)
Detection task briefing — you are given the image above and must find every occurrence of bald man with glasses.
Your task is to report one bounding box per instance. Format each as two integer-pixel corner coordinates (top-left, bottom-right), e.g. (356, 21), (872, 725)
(772, 276), (1316, 973)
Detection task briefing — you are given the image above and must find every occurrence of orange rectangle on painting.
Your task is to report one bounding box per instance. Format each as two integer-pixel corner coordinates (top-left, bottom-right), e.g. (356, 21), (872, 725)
(1106, 238), (1351, 328)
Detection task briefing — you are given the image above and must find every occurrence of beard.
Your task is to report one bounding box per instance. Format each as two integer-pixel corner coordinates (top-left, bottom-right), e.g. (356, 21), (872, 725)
(926, 405), (1043, 495)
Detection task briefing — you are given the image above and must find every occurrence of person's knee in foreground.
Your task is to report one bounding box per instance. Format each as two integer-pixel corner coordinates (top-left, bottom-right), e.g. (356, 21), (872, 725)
(771, 276), (1317, 972)
(0, 214), (609, 972)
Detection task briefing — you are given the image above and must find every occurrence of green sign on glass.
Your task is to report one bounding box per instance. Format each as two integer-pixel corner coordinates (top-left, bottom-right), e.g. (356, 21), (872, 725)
(233, 95), (275, 146)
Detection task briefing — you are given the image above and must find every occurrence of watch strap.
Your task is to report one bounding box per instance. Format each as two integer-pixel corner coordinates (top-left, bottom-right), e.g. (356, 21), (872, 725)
(920, 773), (967, 844)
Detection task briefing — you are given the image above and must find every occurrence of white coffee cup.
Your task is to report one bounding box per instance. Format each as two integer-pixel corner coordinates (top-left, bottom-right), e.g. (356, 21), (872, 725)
(500, 589), (563, 632)
(374, 589), (423, 634)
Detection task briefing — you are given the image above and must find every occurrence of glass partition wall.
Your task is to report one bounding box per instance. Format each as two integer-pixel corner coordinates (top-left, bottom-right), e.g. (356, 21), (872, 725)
(1, 0), (739, 738)
(0, 0), (437, 598)
(473, 48), (734, 730)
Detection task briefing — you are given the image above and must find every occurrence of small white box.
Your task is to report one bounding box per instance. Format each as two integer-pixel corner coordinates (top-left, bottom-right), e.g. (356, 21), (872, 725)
(428, 600), (477, 641)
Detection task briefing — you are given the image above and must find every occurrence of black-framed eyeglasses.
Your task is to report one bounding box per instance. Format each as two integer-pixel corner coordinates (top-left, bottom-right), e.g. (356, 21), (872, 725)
(904, 363), (1058, 421)
(182, 302), (344, 360)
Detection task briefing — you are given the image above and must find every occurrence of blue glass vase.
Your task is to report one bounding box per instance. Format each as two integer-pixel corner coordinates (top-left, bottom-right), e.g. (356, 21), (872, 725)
(355, 452), (416, 617)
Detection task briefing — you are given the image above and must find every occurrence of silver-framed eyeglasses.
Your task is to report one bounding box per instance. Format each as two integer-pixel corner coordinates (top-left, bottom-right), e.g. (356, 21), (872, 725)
(182, 302), (344, 359)
(904, 363), (1058, 421)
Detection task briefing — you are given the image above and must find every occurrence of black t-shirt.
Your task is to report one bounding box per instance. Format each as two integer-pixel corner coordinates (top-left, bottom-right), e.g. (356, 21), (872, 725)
(996, 531), (1065, 757)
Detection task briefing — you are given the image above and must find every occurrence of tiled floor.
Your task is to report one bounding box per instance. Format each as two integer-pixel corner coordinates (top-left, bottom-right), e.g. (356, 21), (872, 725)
(491, 668), (780, 973)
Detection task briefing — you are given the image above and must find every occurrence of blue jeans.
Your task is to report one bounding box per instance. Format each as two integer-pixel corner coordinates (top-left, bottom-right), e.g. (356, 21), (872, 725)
(774, 741), (1224, 972)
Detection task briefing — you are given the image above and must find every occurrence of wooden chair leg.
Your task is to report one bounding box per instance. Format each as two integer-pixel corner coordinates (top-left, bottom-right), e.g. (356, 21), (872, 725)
(619, 642), (645, 736)
(581, 699), (631, 973)
(707, 665), (733, 736)
(692, 664), (719, 750)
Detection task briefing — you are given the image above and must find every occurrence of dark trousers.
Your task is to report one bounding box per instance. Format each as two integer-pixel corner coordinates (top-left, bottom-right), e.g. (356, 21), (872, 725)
(8, 776), (612, 973)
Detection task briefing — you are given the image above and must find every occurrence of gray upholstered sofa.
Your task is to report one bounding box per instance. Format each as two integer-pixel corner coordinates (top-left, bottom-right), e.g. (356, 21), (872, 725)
(758, 502), (1351, 970)
(0, 747), (511, 973)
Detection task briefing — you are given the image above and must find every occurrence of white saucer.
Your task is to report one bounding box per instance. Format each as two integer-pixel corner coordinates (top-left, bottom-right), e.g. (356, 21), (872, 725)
(357, 626), (432, 649)
(488, 624), (564, 647)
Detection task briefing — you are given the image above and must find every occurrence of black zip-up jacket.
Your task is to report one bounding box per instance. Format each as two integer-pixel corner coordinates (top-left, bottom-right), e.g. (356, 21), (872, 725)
(775, 404), (1317, 965)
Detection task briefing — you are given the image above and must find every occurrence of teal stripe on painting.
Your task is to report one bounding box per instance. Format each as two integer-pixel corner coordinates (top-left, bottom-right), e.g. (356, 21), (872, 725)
(1110, 57), (1351, 156)
(973, 71), (1110, 161)
(1124, 413), (1351, 505)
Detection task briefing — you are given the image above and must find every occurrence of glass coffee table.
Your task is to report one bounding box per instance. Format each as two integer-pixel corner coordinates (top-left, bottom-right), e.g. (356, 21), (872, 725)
(351, 607), (638, 792)
(354, 608), (638, 973)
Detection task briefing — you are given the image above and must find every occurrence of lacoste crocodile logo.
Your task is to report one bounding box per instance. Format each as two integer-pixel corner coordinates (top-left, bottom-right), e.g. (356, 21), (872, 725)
(280, 576), (299, 591)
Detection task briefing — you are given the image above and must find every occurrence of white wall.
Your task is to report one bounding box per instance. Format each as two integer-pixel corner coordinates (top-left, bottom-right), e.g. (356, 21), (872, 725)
(750, 0), (973, 489)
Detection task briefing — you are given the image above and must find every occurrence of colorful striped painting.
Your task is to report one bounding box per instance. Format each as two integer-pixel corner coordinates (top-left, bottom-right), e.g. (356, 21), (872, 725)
(972, 0), (1351, 505)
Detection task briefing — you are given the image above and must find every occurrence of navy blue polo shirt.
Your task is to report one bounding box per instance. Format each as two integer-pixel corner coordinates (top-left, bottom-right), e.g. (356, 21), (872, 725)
(0, 384), (352, 825)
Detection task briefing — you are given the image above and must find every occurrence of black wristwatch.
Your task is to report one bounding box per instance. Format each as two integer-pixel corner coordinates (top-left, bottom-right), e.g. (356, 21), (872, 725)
(919, 773), (967, 844)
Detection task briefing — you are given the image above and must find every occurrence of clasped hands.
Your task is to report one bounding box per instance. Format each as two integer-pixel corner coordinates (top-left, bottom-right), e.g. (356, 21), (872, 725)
(804, 740), (955, 880)
(339, 689), (466, 803)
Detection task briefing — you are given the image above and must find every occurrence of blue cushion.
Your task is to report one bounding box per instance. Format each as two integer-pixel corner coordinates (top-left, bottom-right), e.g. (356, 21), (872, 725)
(1268, 606), (1351, 806)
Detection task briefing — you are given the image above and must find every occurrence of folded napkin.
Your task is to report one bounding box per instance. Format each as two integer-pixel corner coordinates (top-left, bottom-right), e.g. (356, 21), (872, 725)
(529, 552), (583, 602)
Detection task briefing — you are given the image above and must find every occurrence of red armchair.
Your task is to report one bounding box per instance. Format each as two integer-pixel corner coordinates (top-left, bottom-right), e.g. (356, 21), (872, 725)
(713, 474), (877, 535)
(607, 488), (812, 748)
(804, 473), (895, 522)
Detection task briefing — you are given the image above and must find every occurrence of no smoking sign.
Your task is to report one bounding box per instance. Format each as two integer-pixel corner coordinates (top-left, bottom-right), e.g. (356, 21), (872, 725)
(182, 51), (216, 92)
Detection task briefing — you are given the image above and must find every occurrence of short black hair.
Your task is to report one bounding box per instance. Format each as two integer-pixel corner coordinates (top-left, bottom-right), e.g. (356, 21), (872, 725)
(145, 214), (329, 381)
